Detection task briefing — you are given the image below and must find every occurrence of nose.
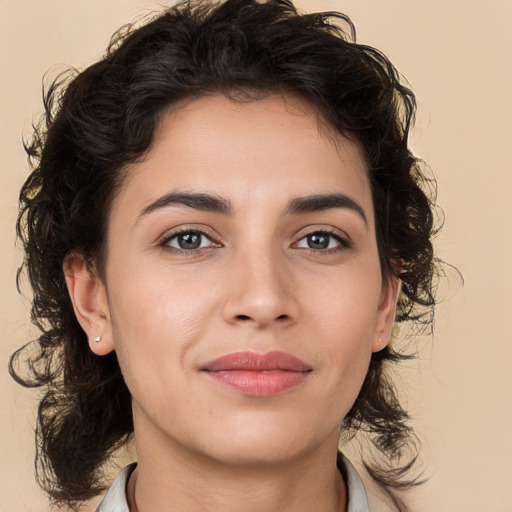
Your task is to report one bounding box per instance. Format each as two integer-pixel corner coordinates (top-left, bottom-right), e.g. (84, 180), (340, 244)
(222, 248), (299, 329)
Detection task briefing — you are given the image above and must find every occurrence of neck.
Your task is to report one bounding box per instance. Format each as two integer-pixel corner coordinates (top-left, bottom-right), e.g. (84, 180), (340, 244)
(127, 415), (346, 512)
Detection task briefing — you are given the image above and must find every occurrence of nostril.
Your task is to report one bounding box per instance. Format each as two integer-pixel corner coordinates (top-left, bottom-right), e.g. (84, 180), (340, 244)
(236, 315), (251, 321)
(276, 314), (288, 321)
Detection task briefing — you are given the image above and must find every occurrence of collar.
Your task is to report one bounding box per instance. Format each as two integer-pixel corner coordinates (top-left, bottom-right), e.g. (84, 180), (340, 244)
(95, 453), (369, 512)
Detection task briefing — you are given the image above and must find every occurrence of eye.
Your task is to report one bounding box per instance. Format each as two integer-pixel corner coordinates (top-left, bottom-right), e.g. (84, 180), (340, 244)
(164, 230), (217, 251)
(295, 231), (347, 251)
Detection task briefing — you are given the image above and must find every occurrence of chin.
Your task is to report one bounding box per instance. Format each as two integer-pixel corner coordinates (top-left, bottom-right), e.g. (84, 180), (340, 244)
(192, 417), (335, 468)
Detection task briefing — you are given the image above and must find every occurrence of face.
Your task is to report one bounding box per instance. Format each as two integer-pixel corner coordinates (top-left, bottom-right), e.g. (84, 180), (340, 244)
(67, 93), (399, 467)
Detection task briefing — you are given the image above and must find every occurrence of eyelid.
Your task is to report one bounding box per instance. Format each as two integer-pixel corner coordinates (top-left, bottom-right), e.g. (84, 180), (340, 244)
(158, 225), (223, 250)
(292, 227), (352, 251)
(156, 224), (352, 254)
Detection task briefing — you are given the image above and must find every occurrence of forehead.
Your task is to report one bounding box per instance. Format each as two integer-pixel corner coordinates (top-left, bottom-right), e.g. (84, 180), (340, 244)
(113, 93), (373, 221)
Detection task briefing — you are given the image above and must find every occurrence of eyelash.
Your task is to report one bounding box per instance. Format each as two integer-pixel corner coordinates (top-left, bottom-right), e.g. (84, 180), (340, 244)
(160, 228), (221, 255)
(294, 229), (351, 254)
(159, 228), (351, 255)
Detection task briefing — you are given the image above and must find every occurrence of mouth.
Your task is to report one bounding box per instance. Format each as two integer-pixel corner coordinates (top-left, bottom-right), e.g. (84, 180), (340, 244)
(201, 351), (313, 397)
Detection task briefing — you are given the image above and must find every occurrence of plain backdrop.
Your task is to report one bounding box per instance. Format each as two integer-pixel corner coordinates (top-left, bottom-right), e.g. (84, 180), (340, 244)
(1, 1), (511, 511)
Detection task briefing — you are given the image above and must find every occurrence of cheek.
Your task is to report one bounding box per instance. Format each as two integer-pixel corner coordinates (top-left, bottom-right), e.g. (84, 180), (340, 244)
(306, 259), (382, 336)
(110, 257), (217, 329)
(306, 262), (381, 394)
(106, 265), (218, 384)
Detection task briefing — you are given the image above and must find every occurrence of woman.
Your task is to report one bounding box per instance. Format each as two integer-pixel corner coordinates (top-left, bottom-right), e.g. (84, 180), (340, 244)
(10, 0), (437, 510)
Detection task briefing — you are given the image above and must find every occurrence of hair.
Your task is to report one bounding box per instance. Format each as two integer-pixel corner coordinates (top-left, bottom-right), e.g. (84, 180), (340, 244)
(11, 0), (439, 510)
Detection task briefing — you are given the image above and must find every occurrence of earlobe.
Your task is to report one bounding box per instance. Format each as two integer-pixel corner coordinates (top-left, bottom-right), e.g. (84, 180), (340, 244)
(63, 254), (114, 356)
(372, 274), (402, 352)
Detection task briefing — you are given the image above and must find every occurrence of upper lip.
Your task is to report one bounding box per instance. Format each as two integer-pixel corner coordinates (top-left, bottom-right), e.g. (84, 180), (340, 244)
(201, 351), (313, 372)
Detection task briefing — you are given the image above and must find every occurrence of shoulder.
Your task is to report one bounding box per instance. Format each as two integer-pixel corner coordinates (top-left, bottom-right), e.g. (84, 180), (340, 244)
(95, 463), (136, 512)
(338, 452), (370, 512)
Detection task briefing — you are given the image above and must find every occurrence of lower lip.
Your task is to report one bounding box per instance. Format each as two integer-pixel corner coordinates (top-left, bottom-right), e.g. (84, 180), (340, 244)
(203, 370), (310, 397)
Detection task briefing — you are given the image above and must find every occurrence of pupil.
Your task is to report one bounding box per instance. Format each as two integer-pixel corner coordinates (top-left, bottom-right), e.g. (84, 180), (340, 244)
(179, 233), (201, 249)
(308, 234), (329, 249)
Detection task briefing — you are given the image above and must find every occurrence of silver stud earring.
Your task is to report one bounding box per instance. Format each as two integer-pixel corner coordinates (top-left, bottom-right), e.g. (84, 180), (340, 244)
(93, 336), (101, 343)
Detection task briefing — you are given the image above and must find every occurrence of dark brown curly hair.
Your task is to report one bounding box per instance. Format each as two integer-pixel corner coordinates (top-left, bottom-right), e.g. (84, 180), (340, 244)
(10, 0), (439, 510)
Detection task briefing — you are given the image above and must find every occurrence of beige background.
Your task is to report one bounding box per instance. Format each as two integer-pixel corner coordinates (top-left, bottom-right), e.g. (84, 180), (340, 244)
(1, 1), (511, 510)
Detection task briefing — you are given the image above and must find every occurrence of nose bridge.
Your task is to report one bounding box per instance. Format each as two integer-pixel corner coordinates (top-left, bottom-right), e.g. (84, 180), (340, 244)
(223, 240), (297, 328)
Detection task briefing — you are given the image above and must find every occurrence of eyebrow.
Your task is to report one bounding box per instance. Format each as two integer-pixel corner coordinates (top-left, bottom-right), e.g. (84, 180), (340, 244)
(138, 191), (367, 226)
(285, 194), (368, 226)
(138, 191), (234, 220)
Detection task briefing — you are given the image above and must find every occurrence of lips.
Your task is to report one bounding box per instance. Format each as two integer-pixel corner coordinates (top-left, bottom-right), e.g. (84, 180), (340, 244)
(201, 351), (312, 397)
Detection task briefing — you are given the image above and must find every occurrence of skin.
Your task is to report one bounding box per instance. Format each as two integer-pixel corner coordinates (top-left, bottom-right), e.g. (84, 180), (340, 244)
(65, 93), (400, 512)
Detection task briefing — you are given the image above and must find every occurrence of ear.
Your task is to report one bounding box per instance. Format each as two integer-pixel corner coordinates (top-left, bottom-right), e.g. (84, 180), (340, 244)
(372, 274), (402, 352)
(63, 253), (114, 356)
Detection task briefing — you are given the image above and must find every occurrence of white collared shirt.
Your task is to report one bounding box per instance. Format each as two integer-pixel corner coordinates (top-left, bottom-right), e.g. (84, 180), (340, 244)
(96, 453), (369, 512)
